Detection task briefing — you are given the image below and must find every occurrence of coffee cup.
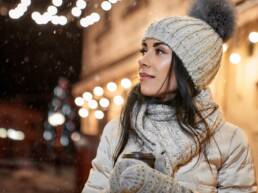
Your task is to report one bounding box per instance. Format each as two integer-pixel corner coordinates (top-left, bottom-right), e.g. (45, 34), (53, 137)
(122, 152), (155, 168)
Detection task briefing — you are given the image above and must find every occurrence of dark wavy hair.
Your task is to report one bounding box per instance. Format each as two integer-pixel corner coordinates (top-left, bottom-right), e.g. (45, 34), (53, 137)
(113, 51), (222, 173)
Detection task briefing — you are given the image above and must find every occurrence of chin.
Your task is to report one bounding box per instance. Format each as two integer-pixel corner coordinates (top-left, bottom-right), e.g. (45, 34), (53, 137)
(140, 86), (156, 96)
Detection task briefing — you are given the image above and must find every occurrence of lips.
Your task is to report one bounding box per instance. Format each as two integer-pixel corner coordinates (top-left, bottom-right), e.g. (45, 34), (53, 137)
(139, 72), (155, 81)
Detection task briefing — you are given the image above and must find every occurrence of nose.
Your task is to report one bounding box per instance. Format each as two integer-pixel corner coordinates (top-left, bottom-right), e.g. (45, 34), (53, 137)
(138, 53), (150, 69)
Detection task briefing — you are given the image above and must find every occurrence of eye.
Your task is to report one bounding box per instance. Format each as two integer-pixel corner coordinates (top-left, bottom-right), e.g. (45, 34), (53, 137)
(139, 48), (147, 55)
(155, 48), (165, 55)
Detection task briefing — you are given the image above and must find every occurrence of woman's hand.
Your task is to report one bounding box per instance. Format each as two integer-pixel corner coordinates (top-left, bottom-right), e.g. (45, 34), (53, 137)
(109, 158), (147, 193)
(110, 159), (193, 193)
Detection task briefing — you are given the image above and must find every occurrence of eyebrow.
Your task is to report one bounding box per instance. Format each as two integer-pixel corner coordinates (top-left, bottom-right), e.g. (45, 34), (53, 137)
(142, 41), (166, 48)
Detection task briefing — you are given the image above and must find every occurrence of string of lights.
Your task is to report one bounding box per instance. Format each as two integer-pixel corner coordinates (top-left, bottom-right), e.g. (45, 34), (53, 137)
(8, 0), (31, 19)
(0, 127), (25, 141)
(75, 78), (132, 120)
(6, 0), (121, 28)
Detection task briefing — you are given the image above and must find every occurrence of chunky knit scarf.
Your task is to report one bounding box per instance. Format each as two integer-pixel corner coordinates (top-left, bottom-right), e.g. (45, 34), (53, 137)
(130, 88), (224, 176)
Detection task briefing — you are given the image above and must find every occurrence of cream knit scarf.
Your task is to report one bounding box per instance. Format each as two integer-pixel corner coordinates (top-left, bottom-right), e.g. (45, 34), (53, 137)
(130, 88), (224, 176)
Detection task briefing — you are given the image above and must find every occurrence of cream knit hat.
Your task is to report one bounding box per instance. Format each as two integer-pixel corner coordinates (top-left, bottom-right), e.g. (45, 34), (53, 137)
(143, 0), (236, 89)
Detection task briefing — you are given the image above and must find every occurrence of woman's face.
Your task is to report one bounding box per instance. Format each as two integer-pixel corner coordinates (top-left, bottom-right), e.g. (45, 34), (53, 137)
(138, 38), (177, 97)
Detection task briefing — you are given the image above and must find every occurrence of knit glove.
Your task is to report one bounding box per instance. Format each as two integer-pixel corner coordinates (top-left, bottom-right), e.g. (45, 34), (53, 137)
(110, 159), (193, 193)
(109, 158), (147, 193)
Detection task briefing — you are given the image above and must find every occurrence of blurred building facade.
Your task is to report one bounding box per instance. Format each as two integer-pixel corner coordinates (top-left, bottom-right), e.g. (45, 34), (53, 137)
(73, 0), (258, 190)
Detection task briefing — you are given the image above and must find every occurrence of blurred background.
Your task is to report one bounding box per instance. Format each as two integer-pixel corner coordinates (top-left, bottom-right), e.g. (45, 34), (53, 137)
(0, 0), (258, 192)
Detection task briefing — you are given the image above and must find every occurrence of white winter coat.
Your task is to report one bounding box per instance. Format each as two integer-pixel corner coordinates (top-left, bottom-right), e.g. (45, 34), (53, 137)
(82, 118), (257, 193)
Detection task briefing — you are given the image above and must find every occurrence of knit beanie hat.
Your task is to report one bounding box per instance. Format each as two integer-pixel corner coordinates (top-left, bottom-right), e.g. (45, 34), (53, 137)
(143, 0), (236, 89)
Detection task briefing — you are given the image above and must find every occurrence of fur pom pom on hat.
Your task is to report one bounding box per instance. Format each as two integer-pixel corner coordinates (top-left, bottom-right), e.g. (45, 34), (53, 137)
(188, 0), (236, 42)
(143, 0), (236, 89)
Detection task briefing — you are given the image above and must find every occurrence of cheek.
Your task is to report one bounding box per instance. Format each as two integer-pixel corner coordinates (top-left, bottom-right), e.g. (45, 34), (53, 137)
(154, 60), (177, 92)
(155, 59), (172, 81)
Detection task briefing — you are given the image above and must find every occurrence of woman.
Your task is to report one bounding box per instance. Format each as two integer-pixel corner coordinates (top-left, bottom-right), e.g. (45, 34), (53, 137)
(82, 0), (257, 192)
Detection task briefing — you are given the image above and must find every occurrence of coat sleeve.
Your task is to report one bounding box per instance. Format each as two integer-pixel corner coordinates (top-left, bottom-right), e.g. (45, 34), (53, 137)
(81, 119), (120, 193)
(217, 128), (257, 193)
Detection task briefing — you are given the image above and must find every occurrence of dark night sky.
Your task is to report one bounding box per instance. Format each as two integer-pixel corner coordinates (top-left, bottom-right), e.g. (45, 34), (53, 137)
(0, 1), (82, 111)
